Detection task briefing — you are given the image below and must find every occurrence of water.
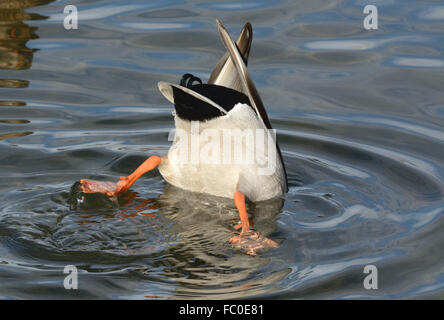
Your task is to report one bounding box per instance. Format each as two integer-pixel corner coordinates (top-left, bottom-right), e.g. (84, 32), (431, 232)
(0, 0), (443, 299)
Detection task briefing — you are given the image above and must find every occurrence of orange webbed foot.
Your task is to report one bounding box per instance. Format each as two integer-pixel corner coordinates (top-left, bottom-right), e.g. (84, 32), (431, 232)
(230, 230), (278, 256)
(78, 155), (162, 198)
(79, 179), (122, 197)
(79, 177), (132, 197)
(231, 190), (278, 255)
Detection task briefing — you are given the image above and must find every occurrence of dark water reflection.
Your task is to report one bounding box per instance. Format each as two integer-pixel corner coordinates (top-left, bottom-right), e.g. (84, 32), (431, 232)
(0, 0), (443, 299)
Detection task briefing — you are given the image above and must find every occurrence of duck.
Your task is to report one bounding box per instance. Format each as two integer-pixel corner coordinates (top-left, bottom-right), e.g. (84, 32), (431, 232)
(79, 20), (288, 255)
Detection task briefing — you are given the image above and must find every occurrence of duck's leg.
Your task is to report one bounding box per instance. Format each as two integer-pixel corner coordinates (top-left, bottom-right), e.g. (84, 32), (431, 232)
(80, 156), (162, 197)
(230, 190), (278, 255)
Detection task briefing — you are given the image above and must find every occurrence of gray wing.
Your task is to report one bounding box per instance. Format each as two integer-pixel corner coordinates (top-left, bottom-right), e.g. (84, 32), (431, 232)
(208, 22), (252, 95)
(215, 19), (288, 191)
(215, 19), (273, 130)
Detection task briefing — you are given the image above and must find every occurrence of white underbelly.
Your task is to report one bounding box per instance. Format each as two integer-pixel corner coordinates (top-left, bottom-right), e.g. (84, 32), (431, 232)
(159, 156), (284, 202)
(159, 158), (238, 199)
(158, 103), (286, 202)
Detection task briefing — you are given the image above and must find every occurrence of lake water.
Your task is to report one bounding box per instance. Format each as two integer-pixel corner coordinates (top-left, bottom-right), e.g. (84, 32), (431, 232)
(0, 0), (443, 299)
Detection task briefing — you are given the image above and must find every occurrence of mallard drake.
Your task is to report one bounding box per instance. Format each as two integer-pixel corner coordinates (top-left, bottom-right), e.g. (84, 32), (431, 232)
(80, 20), (288, 255)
